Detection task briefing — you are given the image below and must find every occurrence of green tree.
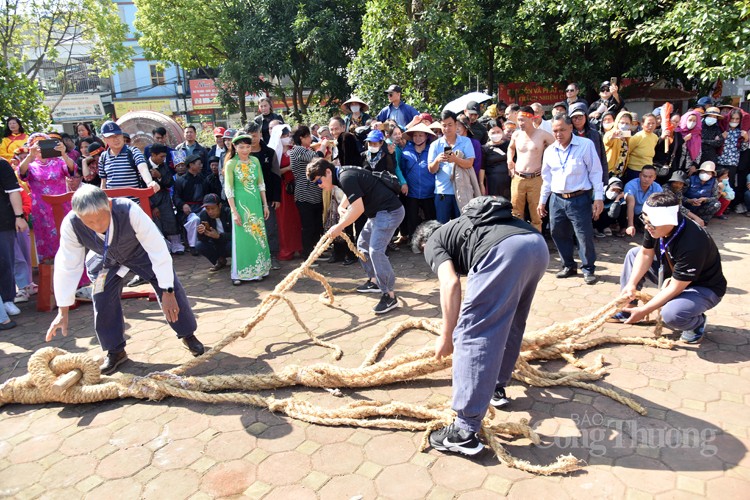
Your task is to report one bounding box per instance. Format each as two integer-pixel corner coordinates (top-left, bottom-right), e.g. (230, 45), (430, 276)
(0, 60), (50, 132)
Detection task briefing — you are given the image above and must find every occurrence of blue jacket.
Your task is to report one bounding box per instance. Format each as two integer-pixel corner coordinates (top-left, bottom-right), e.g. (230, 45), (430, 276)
(401, 142), (435, 199)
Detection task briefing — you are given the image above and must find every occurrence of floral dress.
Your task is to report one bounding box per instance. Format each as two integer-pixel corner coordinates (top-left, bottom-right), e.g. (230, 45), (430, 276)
(20, 158), (71, 262)
(224, 155), (271, 280)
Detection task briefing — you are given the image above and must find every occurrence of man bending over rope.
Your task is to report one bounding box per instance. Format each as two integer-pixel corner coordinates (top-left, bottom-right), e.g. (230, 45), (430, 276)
(412, 196), (548, 456)
(46, 184), (205, 375)
(609, 191), (726, 344)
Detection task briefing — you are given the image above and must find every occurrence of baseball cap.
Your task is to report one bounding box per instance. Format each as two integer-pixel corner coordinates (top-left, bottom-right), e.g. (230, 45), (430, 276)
(466, 101), (480, 114)
(384, 84), (402, 94)
(213, 127), (226, 137)
(366, 129), (385, 142)
(568, 102), (587, 118)
(202, 193), (221, 207)
(223, 128), (237, 139)
(552, 101), (567, 110)
(100, 121), (122, 137)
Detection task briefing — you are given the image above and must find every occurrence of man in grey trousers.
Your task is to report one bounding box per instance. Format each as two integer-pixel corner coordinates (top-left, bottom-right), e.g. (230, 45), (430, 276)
(412, 196), (549, 456)
(46, 185), (205, 375)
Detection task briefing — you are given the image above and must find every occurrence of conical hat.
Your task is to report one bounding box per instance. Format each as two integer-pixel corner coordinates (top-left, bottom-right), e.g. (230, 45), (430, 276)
(404, 122), (436, 141)
(341, 96), (369, 113)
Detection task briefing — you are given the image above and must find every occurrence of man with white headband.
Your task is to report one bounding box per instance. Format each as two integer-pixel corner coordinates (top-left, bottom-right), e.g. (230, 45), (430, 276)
(610, 191), (726, 343)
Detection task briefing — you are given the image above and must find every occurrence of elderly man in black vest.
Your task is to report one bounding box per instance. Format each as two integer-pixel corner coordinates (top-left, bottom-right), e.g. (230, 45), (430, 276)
(46, 184), (204, 375)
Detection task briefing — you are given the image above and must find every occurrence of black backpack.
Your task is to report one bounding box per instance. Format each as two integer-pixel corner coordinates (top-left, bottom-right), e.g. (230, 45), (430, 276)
(339, 165), (401, 194)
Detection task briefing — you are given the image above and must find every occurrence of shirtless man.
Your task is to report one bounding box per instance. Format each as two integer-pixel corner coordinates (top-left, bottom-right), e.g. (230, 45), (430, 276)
(507, 105), (554, 231)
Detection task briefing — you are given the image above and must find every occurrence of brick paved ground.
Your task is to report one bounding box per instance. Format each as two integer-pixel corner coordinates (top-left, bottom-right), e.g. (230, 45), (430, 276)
(1, 216), (749, 499)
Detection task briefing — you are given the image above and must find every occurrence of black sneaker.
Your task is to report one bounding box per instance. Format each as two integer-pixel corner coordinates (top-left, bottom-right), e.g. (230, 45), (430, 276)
(555, 266), (577, 279)
(429, 423), (484, 456)
(356, 280), (381, 293)
(127, 275), (147, 287)
(373, 294), (399, 314)
(490, 386), (510, 409)
(583, 273), (598, 285)
(100, 350), (128, 375)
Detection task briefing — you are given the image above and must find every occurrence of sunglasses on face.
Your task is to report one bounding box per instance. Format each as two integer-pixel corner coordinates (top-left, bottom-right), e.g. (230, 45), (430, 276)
(565, 89), (576, 93)
(388, 92), (395, 97)
(313, 177), (323, 185)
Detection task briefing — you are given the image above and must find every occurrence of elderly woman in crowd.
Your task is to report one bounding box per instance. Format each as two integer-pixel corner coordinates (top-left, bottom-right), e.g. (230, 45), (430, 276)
(342, 96), (371, 133)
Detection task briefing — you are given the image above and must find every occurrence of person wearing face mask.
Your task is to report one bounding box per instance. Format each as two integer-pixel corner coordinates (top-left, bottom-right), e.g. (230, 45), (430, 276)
(622, 113), (659, 183)
(653, 110), (684, 183)
(604, 111), (632, 177)
(675, 111), (702, 175)
(401, 123), (437, 242)
(684, 161), (721, 224)
(480, 122), (511, 198)
(593, 177), (627, 237)
(361, 129), (397, 175)
(717, 108), (750, 210)
(268, 125), (303, 261)
(342, 97), (371, 134)
(700, 107), (724, 165)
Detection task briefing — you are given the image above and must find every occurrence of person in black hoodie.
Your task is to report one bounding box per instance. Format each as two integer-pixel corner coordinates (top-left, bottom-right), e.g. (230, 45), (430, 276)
(700, 107), (725, 165)
(587, 81), (624, 129)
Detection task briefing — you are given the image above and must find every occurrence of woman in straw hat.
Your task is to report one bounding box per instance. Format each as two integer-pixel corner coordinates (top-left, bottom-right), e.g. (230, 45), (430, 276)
(401, 122), (437, 241)
(342, 96), (371, 133)
(684, 161), (721, 224)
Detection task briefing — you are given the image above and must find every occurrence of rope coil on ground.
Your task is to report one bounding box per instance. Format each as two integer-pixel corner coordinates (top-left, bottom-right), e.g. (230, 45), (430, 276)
(0, 233), (675, 475)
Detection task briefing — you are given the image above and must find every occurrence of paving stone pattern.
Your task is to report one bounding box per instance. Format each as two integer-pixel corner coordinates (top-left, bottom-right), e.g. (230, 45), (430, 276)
(1, 218), (749, 498)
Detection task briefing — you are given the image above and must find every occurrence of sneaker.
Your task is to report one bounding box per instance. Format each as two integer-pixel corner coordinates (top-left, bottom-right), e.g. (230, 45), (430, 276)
(603, 228), (613, 236)
(209, 257), (227, 272)
(342, 256), (358, 266)
(0, 320), (16, 330)
(232, 279), (242, 286)
(594, 230), (606, 238)
(3, 301), (20, 316)
(26, 283), (38, 296)
(680, 314), (707, 344)
(490, 386), (510, 409)
(127, 275), (147, 287)
(606, 311), (631, 323)
(555, 266), (577, 279)
(271, 257), (281, 270)
(373, 293), (399, 314)
(429, 423), (484, 456)
(75, 286), (93, 302)
(356, 280), (381, 293)
(387, 242), (400, 252)
(14, 289), (30, 304)
(583, 273), (598, 285)
(735, 204), (747, 214)
(100, 351), (128, 375)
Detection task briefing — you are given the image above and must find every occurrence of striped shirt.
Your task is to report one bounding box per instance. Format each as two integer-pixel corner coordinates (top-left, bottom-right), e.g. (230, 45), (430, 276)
(289, 145), (322, 204)
(98, 145), (146, 188)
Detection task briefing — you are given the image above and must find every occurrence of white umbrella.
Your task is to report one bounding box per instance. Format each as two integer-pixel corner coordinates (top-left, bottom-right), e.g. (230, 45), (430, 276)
(443, 92), (494, 114)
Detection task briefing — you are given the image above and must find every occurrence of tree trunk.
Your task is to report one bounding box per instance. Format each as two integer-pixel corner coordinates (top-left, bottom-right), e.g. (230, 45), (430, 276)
(487, 45), (495, 97)
(238, 83), (247, 124)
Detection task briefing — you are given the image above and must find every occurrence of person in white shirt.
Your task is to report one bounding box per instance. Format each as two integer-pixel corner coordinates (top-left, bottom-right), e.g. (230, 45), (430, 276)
(45, 185), (204, 375)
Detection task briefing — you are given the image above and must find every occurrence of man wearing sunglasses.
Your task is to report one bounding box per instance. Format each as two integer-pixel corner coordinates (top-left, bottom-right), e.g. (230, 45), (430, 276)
(307, 158), (405, 315)
(611, 191), (726, 344)
(564, 83), (589, 111)
(376, 84), (420, 128)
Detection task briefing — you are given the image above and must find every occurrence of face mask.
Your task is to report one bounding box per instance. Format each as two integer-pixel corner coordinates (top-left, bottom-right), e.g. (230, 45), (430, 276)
(699, 172), (712, 182)
(619, 123), (630, 131)
(368, 146), (380, 154)
(704, 117), (717, 126)
(490, 133), (503, 143)
(687, 121), (696, 130)
(605, 189), (619, 200)
(603, 122), (614, 131)
(281, 137), (293, 146)
(350, 105), (360, 113)
(730, 122), (740, 128)
(630, 125), (638, 132)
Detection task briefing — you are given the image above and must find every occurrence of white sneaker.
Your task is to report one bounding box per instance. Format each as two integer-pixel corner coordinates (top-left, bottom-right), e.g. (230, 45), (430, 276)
(594, 230), (606, 238)
(4, 301), (21, 316)
(603, 228), (613, 236)
(13, 289), (29, 303)
(735, 204), (747, 214)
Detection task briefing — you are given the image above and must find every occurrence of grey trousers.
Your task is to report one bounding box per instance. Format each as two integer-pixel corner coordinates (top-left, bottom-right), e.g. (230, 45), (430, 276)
(357, 206), (405, 294)
(89, 253), (197, 353)
(264, 206), (280, 256)
(620, 246), (722, 331)
(452, 232), (549, 432)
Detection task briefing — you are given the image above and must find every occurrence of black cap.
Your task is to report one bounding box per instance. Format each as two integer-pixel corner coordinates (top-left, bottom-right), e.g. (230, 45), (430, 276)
(600, 81), (611, 90)
(385, 84), (402, 94)
(553, 101), (567, 110)
(202, 193), (221, 207)
(185, 153), (202, 166)
(466, 101), (480, 114)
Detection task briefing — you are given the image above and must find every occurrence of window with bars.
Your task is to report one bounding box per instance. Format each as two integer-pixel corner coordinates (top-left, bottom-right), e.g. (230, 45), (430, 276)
(150, 65), (165, 86)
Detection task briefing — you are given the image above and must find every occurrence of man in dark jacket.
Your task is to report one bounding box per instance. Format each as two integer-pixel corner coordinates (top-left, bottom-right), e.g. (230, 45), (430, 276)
(587, 81), (624, 128)
(173, 153), (207, 255)
(196, 194), (233, 271)
(174, 125), (209, 174)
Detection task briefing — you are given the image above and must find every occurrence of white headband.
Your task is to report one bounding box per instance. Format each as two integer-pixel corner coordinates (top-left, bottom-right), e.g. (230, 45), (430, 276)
(642, 204), (679, 227)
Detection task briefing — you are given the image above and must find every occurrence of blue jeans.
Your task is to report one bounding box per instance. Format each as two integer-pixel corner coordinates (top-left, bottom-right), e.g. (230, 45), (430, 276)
(620, 247), (722, 331)
(452, 233), (549, 432)
(434, 193), (459, 223)
(14, 229), (32, 289)
(549, 192), (597, 274)
(357, 206), (405, 294)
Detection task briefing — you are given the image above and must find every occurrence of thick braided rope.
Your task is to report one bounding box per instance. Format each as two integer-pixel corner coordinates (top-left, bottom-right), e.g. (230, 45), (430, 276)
(0, 233), (675, 475)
